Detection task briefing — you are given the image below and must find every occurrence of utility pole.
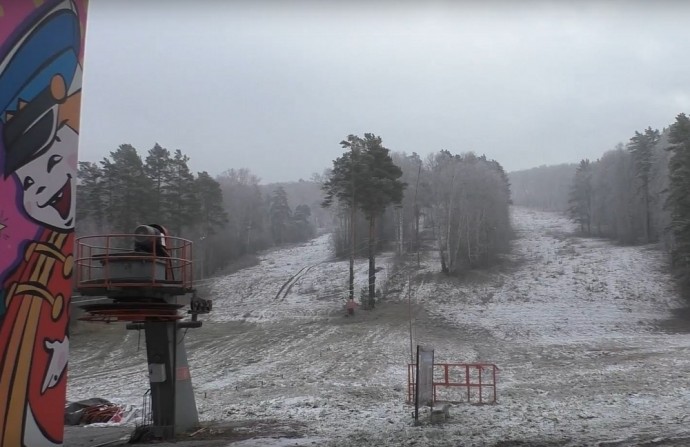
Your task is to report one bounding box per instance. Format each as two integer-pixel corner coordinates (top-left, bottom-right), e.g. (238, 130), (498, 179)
(398, 206), (404, 255)
(408, 274), (414, 363)
(414, 160), (422, 268)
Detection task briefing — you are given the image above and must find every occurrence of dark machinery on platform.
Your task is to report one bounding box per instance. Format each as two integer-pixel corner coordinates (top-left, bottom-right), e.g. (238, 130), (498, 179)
(75, 224), (211, 440)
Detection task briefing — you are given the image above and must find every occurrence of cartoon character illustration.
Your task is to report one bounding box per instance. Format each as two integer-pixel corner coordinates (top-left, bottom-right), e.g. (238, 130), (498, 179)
(42, 336), (69, 393)
(5, 74), (81, 231)
(1, 2), (82, 231)
(0, 1), (87, 446)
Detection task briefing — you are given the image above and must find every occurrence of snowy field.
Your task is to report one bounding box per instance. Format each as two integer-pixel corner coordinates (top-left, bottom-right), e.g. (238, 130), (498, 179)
(68, 207), (690, 446)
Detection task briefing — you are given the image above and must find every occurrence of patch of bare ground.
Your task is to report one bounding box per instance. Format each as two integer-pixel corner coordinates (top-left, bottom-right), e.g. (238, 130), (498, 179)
(656, 306), (690, 334)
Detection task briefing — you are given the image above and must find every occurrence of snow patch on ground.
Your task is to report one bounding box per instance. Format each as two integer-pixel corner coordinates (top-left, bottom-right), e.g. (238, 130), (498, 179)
(68, 208), (690, 446)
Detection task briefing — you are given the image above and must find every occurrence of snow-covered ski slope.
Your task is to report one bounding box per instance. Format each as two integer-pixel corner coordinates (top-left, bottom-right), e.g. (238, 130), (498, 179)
(68, 207), (690, 446)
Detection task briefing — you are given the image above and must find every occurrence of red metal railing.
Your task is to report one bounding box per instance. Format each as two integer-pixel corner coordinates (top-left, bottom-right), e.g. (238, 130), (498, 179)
(408, 363), (499, 404)
(75, 233), (194, 292)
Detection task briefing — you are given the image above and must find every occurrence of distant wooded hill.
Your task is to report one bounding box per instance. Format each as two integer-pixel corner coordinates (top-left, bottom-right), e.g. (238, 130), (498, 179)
(508, 164), (577, 212)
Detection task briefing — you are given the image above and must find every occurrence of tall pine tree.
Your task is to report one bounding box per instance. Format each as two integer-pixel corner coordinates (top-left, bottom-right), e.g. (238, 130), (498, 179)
(144, 143), (173, 224)
(666, 113), (690, 294)
(101, 144), (151, 232)
(269, 187), (292, 244)
(76, 161), (106, 230)
(194, 171), (228, 237)
(628, 127), (660, 243)
(193, 171), (228, 278)
(323, 133), (405, 307)
(568, 159), (593, 235)
(167, 149), (200, 235)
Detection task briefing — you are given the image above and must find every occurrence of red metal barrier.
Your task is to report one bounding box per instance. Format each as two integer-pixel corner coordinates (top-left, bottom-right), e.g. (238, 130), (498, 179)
(75, 233), (194, 323)
(75, 233), (194, 293)
(408, 363), (498, 404)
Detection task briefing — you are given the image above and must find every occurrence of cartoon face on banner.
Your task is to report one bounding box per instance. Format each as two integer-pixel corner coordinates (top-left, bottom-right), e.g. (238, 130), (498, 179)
(0, 1), (88, 446)
(11, 99), (79, 231)
(0, 1), (84, 231)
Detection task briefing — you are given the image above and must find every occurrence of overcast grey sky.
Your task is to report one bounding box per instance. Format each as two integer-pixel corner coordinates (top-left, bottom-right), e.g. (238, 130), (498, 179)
(79, 0), (690, 183)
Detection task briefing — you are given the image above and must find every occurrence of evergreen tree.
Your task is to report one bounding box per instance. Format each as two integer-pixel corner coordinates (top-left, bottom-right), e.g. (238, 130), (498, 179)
(193, 171), (228, 279)
(323, 133), (405, 307)
(74, 143), (237, 278)
(194, 171), (228, 236)
(358, 134), (405, 306)
(269, 186), (292, 244)
(76, 161), (106, 229)
(144, 143), (173, 224)
(291, 204), (315, 242)
(568, 159), (593, 235)
(322, 138), (368, 301)
(294, 204), (311, 221)
(665, 113), (690, 294)
(101, 144), (151, 232)
(628, 127), (660, 243)
(167, 149), (200, 235)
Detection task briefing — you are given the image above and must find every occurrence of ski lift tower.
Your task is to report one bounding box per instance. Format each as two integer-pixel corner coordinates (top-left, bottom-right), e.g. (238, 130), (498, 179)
(75, 224), (212, 440)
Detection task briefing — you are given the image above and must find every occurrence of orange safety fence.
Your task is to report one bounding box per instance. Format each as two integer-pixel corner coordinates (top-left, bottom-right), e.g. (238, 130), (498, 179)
(408, 363), (499, 405)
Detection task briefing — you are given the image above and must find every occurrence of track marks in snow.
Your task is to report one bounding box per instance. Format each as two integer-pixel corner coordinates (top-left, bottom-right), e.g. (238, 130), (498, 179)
(275, 263), (321, 301)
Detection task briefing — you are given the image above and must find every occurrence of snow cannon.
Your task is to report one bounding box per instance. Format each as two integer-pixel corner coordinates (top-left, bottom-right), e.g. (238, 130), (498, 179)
(75, 224), (212, 440)
(134, 223), (170, 257)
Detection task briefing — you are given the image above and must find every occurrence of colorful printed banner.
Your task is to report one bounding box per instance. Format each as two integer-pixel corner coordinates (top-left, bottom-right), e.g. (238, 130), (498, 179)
(0, 1), (88, 445)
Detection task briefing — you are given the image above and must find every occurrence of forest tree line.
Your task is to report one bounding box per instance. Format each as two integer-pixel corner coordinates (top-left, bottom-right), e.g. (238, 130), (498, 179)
(511, 113), (690, 297)
(76, 143), (320, 278)
(509, 164), (576, 211)
(323, 134), (513, 288)
(77, 136), (515, 296)
(567, 127), (670, 245)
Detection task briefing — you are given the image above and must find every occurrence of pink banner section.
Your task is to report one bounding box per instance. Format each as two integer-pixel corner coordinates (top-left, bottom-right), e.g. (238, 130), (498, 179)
(0, 1), (88, 446)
